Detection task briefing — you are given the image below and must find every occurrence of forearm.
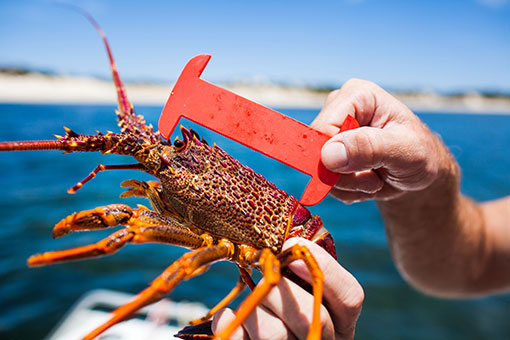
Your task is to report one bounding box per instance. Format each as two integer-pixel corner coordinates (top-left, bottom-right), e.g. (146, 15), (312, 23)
(377, 139), (506, 297)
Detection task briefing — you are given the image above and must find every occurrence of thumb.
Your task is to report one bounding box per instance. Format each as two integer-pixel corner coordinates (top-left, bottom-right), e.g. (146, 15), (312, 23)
(321, 126), (393, 174)
(322, 125), (437, 192)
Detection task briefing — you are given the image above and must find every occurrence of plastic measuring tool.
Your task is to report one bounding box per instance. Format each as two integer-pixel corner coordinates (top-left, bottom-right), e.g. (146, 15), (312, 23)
(159, 55), (359, 206)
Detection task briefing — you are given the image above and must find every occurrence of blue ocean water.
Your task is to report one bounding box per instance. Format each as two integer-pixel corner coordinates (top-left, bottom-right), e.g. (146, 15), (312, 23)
(0, 103), (509, 339)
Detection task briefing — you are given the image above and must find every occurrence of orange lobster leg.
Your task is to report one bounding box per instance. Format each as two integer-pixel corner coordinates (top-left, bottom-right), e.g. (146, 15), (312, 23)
(120, 179), (161, 198)
(120, 179), (178, 217)
(216, 244), (325, 340)
(52, 204), (132, 238)
(190, 275), (247, 326)
(278, 244), (325, 340)
(51, 204), (188, 238)
(81, 239), (235, 340)
(28, 224), (205, 267)
(215, 249), (281, 340)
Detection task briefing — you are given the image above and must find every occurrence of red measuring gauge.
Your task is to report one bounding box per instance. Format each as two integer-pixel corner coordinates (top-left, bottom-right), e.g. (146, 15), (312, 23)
(159, 55), (359, 206)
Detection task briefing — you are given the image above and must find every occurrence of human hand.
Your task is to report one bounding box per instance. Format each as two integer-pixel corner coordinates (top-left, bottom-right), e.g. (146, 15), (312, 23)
(212, 238), (364, 340)
(311, 79), (453, 202)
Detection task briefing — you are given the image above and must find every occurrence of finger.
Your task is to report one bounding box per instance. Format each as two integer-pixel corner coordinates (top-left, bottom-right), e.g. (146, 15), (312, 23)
(311, 80), (375, 134)
(311, 79), (399, 134)
(322, 125), (431, 186)
(282, 238), (364, 340)
(334, 171), (384, 194)
(259, 274), (334, 340)
(321, 126), (390, 174)
(212, 308), (248, 340)
(242, 304), (298, 340)
(329, 188), (375, 204)
(321, 122), (440, 192)
(329, 185), (404, 203)
(212, 299), (299, 340)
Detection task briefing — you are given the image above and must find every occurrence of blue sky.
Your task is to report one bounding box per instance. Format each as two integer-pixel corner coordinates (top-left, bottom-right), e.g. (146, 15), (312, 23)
(0, 0), (509, 92)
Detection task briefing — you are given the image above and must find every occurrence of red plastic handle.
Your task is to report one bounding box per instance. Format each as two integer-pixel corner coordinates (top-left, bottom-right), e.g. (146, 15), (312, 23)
(159, 55), (359, 205)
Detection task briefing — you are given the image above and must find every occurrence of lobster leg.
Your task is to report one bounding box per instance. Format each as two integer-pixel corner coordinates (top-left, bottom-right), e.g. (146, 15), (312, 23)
(28, 223), (204, 267)
(51, 204), (188, 238)
(81, 240), (235, 340)
(68, 163), (145, 193)
(190, 275), (247, 326)
(120, 179), (178, 217)
(277, 244), (325, 340)
(120, 179), (161, 198)
(190, 265), (254, 326)
(216, 244), (325, 340)
(215, 249), (281, 340)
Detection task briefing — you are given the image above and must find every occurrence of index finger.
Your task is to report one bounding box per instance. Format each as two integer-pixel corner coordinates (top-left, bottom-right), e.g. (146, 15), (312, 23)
(283, 238), (364, 339)
(311, 79), (408, 136)
(311, 79), (377, 133)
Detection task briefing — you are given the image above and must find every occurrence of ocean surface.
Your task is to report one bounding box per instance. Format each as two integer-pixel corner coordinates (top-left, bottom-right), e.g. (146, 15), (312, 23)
(0, 103), (509, 340)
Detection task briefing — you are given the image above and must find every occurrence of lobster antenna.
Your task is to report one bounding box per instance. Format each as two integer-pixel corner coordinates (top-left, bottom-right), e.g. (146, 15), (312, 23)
(58, 4), (132, 116)
(58, 4), (160, 142)
(0, 130), (145, 156)
(0, 140), (65, 152)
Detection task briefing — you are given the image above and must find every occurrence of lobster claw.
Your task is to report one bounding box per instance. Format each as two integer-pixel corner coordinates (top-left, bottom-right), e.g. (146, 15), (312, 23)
(175, 320), (214, 339)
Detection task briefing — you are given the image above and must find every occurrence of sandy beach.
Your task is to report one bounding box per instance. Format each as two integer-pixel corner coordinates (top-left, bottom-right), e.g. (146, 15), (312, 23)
(0, 73), (509, 114)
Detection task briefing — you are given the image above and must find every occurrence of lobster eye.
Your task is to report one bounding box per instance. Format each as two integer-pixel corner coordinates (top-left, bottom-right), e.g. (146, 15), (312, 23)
(173, 139), (185, 150)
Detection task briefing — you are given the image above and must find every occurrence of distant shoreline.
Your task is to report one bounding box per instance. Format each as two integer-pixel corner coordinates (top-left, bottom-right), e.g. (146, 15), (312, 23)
(0, 73), (509, 114)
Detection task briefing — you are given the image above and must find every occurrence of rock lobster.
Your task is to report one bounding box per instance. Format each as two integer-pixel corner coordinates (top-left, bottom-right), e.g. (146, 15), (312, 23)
(0, 12), (337, 340)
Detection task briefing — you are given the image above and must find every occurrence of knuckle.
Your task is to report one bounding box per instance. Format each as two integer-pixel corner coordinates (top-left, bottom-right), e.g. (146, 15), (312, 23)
(325, 88), (342, 103)
(343, 78), (377, 91)
(343, 78), (363, 88)
(412, 141), (429, 166)
(412, 133), (440, 186)
(350, 127), (384, 170)
(402, 129), (431, 166)
(368, 131), (385, 167)
(331, 282), (364, 340)
(343, 281), (365, 315)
